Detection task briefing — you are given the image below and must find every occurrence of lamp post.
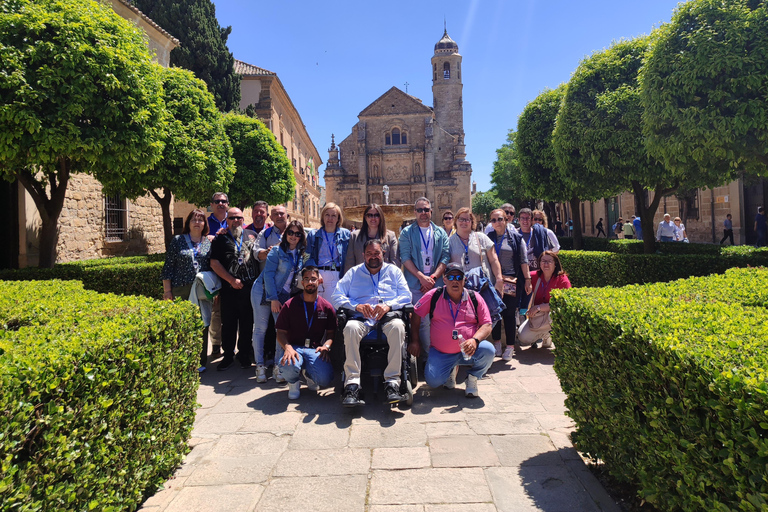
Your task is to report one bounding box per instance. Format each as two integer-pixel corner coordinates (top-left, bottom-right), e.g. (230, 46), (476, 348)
(302, 189), (310, 226)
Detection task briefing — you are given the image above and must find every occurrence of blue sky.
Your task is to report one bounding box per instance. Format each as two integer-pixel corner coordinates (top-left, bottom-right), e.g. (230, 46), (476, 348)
(213, 0), (683, 193)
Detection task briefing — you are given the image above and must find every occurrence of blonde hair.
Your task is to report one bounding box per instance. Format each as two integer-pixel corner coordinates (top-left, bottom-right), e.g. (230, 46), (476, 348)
(455, 207), (476, 231)
(532, 209), (549, 228)
(320, 202), (344, 229)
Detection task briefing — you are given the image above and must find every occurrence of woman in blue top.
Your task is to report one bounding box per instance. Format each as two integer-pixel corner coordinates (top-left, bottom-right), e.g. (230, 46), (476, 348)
(251, 220), (307, 383)
(306, 202), (351, 303)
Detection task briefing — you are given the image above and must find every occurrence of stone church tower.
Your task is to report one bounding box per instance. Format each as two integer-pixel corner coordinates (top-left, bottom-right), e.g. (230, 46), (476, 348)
(324, 29), (472, 217)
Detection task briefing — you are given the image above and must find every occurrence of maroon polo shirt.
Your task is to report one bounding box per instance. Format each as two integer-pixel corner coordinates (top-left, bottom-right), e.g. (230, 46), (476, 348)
(276, 295), (336, 348)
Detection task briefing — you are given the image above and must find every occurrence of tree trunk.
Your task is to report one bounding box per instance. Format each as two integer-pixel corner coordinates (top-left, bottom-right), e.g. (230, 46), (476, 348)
(151, 187), (174, 251)
(569, 195), (583, 250)
(632, 180), (679, 254)
(16, 159), (70, 268)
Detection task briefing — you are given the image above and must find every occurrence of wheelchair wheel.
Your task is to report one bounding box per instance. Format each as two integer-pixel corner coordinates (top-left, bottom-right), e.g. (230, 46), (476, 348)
(408, 355), (418, 388)
(398, 379), (414, 408)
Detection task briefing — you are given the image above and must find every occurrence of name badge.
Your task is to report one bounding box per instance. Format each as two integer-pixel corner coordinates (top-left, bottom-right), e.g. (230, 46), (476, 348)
(317, 311), (327, 320)
(304, 339), (311, 348)
(192, 260), (199, 271)
(237, 257), (244, 265)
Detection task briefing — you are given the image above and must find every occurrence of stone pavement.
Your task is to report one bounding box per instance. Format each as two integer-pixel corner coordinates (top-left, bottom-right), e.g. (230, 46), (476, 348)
(140, 346), (619, 512)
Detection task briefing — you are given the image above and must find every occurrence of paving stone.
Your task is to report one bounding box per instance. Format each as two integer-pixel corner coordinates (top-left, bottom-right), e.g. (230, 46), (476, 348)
(536, 392), (568, 413)
(466, 413), (542, 435)
(429, 435), (500, 468)
(255, 475), (367, 512)
(196, 388), (224, 409)
(425, 505), (497, 512)
(372, 446), (431, 469)
(547, 431), (582, 461)
(239, 411), (303, 434)
(425, 421), (475, 438)
(485, 465), (601, 512)
(273, 448), (370, 476)
(369, 468), (492, 504)
(209, 432), (290, 458)
(289, 419), (350, 449)
(208, 388), (275, 413)
(192, 412), (249, 435)
(490, 434), (563, 467)
(370, 506), (425, 512)
(535, 412), (576, 431)
(184, 454), (280, 486)
(564, 459), (622, 511)
(175, 441), (216, 477)
(493, 393), (548, 413)
(349, 422), (427, 448)
(164, 484), (264, 512)
(517, 375), (564, 394)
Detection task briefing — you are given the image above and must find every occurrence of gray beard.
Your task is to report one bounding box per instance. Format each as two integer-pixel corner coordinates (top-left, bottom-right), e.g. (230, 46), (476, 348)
(232, 226), (243, 238)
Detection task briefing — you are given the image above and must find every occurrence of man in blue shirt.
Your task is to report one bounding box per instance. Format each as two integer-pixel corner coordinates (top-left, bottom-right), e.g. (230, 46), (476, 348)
(755, 207), (766, 247)
(208, 192), (229, 234)
(398, 197), (450, 357)
(332, 239), (412, 407)
(632, 215), (643, 241)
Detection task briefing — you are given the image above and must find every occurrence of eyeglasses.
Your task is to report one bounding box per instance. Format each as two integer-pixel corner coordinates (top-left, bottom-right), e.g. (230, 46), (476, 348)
(213, 199), (228, 204)
(443, 216), (453, 221)
(490, 217), (505, 223)
(533, 218), (544, 223)
(540, 259), (555, 265)
(456, 217), (472, 224)
(286, 230), (301, 237)
(445, 274), (464, 281)
(366, 213), (380, 218)
(505, 211), (515, 216)
(302, 277), (319, 283)
(415, 207), (431, 213)
(519, 216), (531, 222)
(228, 216), (244, 221)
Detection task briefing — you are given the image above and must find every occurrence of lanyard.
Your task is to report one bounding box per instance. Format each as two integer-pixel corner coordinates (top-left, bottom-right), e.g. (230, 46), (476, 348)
(521, 230), (532, 247)
(184, 235), (201, 257)
(304, 299), (317, 331)
(229, 231), (243, 253)
(494, 232), (505, 257)
(459, 234), (470, 260)
(369, 269), (381, 298)
(418, 226), (432, 255)
(322, 229), (337, 263)
(447, 294), (461, 326)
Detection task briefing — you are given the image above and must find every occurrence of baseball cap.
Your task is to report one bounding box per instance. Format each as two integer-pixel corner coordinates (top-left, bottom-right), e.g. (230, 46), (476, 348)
(445, 262), (465, 276)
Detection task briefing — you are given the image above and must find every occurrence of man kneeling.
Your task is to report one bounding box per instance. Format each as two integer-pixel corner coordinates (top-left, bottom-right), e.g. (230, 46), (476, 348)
(411, 263), (494, 398)
(277, 267), (336, 400)
(332, 240), (412, 407)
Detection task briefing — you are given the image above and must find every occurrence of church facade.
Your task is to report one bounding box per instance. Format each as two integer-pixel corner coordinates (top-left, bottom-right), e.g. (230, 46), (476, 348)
(324, 30), (472, 215)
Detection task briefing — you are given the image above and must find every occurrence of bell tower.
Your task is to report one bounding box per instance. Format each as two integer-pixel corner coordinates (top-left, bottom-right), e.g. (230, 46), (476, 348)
(431, 26), (464, 138)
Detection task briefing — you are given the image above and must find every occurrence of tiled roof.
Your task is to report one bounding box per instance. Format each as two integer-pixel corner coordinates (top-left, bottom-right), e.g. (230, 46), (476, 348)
(234, 59), (276, 76)
(121, 0), (180, 45)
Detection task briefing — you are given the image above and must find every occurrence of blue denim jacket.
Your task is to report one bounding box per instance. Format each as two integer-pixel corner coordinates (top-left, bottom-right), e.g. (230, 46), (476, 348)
(253, 245), (304, 302)
(306, 227), (351, 276)
(398, 221), (450, 291)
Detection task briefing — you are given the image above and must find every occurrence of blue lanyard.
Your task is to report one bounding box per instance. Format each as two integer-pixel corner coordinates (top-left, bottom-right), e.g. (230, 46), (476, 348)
(447, 294), (461, 325)
(322, 229), (337, 263)
(459, 234), (470, 259)
(229, 231), (243, 253)
(370, 269), (381, 297)
(418, 226), (432, 255)
(521, 230), (532, 246)
(304, 299), (317, 331)
(494, 232), (505, 257)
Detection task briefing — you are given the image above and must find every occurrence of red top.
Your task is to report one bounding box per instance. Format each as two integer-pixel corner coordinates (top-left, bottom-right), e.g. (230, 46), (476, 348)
(530, 272), (571, 306)
(275, 295), (336, 348)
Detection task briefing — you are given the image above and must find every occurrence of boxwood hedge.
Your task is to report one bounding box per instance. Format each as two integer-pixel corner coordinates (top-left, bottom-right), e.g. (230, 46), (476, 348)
(0, 280), (200, 511)
(557, 236), (735, 255)
(551, 267), (768, 511)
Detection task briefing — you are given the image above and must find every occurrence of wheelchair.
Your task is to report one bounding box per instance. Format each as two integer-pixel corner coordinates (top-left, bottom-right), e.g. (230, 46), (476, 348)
(333, 305), (418, 407)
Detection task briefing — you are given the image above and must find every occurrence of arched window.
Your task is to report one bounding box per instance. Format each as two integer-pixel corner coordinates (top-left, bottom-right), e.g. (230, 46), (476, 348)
(392, 128), (400, 145)
(385, 133), (391, 145)
(401, 131), (407, 144)
(443, 62), (450, 79)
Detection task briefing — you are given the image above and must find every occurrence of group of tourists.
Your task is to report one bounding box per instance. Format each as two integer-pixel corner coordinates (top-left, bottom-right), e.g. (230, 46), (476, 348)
(161, 194), (571, 407)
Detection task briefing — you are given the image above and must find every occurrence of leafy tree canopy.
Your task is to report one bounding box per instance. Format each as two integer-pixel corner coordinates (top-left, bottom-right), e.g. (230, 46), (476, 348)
(472, 190), (503, 221)
(222, 113), (294, 209)
(132, 0), (241, 112)
(0, 0), (164, 266)
(641, 0), (768, 180)
(490, 130), (536, 209)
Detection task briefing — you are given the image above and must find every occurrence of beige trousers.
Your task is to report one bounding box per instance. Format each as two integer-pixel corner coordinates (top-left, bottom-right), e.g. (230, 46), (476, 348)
(343, 318), (404, 386)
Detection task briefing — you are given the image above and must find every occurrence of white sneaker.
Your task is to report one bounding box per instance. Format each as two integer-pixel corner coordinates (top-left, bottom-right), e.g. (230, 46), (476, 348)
(256, 364), (267, 383)
(287, 380), (301, 399)
(502, 346), (514, 361)
(303, 370), (319, 391)
(443, 365), (458, 389)
(465, 374), (479, 398)
(493, 341), (502, 357)
(540, 337), (553, 349)
(274, 366), (286, 383)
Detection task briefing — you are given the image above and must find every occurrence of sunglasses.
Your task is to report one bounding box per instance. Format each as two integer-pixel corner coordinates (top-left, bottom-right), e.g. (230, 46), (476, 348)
(415, 208), (431, 213)
(491, 217), (505, 223)
(443, 216), (453, 220)
(533, 218), (544, 222)
(366, 213), (380, 218)
(286, 230), (301, 237)
(505, 211), (515, 216)
(228, 216), (244, 220)
(445, 274), (464, 281)
(213, 199), (228, 204)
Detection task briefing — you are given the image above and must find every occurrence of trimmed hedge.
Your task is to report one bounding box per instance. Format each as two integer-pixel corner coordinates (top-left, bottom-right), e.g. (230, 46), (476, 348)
(551, 267), (768, 511)
(0, 256), (165, 299)
(557, 236), (726, 255)
(0, 280), (200, 511)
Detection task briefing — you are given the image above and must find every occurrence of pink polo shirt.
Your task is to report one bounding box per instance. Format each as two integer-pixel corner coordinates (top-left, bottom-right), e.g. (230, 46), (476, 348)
(414, 288), (492, 354)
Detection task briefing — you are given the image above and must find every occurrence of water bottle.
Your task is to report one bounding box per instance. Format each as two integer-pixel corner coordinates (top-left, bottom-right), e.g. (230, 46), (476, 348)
(456, 334), (471, 361)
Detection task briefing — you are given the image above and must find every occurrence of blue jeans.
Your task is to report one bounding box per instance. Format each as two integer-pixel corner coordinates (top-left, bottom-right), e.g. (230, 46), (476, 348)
(278, 346), (334, 386)
(660, 235), (673, 242)
(251, 287), (290, 365)
(425, 341), (495, 388)
(411, 289), (431, 356)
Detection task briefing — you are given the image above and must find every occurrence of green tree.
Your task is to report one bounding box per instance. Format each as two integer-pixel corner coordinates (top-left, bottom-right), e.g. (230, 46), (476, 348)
(0, 0), (164, 267)
(132, 0), (241, 112)
(641, 0), (768, 179)
(491, 130), (536, 210)
(222, 113), (294, 210)
(101, 66), (236, 250)
(472, 190), (502, 222)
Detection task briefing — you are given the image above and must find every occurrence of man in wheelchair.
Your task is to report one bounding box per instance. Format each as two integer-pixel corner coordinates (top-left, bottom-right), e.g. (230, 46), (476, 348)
(332, 239), (412, 407)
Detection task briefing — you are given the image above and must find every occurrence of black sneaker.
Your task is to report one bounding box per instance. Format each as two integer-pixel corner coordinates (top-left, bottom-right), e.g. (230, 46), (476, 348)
(385, 383), (403, 404)
(211, 345), (222, 356)
(217, 357), (234, 371)
(239, 358), (252, 369)
(342, 384), (364, 408)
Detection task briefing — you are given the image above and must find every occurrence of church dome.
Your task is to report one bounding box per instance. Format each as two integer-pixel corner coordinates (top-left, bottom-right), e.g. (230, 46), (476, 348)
(434, 29), (458, 54)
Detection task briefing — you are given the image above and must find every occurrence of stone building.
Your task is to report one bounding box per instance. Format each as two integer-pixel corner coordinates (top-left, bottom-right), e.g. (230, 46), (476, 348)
(0, 0), (178, 268)
(324, 29), (473, 216)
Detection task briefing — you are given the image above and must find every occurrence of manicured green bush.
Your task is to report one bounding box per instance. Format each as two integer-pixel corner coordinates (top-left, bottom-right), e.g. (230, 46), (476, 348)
(551, 267), (768, 511)
(0, 280), (200, 511)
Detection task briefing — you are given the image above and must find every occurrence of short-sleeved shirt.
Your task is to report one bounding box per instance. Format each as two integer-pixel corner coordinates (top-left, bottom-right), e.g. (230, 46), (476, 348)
(208, 214), (227, 235)
(489, 230), (528, 276)
(413, 287), (492, 354)
(210, 228), (259, 288)
(449, 232), (494, 274)
(275, 295), (336, 348)
(531, 272), (572, 306)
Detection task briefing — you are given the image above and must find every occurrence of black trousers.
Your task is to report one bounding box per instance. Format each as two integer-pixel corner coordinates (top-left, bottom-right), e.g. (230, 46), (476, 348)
(720, 229), (734, 245)
(492, 292), (519, 345)
(220, 283), (254, 364)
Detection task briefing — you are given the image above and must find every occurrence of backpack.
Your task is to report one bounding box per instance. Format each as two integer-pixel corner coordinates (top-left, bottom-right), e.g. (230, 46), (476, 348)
(429, 287), (479, 321)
